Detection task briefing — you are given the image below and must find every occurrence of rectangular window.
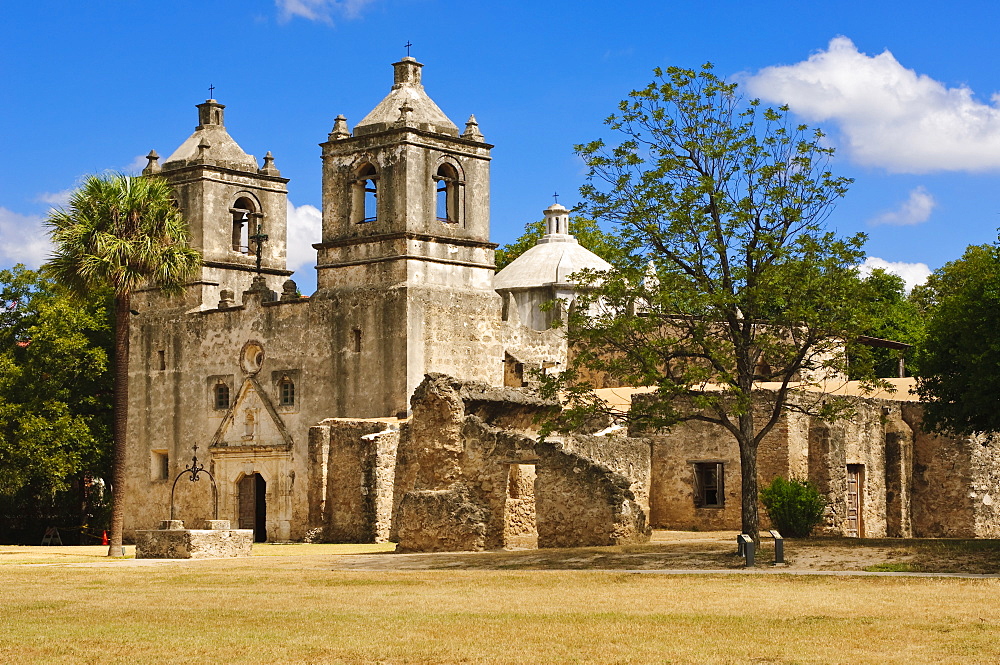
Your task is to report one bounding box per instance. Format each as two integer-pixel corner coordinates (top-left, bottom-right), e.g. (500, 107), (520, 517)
(279, 378), (295, 406)
(157, 350), (166, 371)
(353, 328), (362, 353)
(214, 383), (230, 410)
(152, 450), (169, 481)
(693, 462), (724, 508)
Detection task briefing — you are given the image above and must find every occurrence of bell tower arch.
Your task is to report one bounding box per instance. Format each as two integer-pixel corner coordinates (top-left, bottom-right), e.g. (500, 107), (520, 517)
(142, 98), (292, 309)
(315, 58), (502, 417)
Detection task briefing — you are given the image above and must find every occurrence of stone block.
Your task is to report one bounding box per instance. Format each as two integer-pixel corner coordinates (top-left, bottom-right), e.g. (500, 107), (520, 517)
(135, 528), (254, 559)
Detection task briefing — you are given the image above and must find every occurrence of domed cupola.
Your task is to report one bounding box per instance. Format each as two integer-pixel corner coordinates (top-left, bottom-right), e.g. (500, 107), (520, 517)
(494, 202), (613, 331)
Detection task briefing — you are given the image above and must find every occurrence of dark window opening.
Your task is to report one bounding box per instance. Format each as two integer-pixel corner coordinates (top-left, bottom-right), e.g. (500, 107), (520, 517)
(694, 462), (724, 508)
(434, 163), (460, 223)
(352, 328), (362, 353)
(279, 377), (295, 406)
(231, 196), (258, 254)
(158, 350), (166, 371)
(214, 383), (230, 410)
(153, 450), (169, 481)
(355, 164), (378, 224)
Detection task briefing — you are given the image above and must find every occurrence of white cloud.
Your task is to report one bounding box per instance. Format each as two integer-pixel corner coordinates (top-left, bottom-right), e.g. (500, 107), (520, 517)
(745, 36), (1000, 173)
(858, 257), (932, 292)
(870, 186), (935, 226)
(0, 208), (50, 269)
(124, 154), (149, 174)
(275, 0), (375, 22)
(35, 189), (73, 209)
(285, 200), (321, 273)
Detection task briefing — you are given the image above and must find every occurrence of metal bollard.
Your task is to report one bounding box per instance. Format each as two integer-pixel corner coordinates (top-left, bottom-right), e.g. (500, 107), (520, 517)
(738, 534), (755, 567)
(769, 529), (784, 564)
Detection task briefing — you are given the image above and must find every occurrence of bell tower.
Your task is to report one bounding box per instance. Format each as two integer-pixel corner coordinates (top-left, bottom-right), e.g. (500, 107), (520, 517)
(143, 97), (292, 309)
(315, 58), (502, 417)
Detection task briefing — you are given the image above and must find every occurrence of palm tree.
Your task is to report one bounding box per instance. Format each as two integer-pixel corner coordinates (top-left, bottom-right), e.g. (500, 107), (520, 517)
(45, 173), (201, 556)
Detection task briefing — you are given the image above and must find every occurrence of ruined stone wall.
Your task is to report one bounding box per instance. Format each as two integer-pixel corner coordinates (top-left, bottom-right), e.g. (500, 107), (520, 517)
(903, 405), (1000, 537)
(557, 433), (651, 514)
(309, 419), (399, 543)
(535, 441), (649, 547)
(392, 374), (649, 552)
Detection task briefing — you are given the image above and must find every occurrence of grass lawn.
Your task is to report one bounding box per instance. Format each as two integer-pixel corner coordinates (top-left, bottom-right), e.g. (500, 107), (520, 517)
(0, 541), (998, 664)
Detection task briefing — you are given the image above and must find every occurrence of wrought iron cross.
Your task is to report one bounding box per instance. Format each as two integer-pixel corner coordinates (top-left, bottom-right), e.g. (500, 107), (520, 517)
(404, 41), (412, 56)
(553, 191), (560, 204)
(249, 223), (269, 274)
(208, 84), (215, 99)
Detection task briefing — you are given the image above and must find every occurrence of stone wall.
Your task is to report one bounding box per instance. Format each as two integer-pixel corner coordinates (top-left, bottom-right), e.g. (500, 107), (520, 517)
(903, 405), (1000, 537)
(391, 374), (650, 552)
(535, 441), (649, 547)
(308, 418), (399, 542)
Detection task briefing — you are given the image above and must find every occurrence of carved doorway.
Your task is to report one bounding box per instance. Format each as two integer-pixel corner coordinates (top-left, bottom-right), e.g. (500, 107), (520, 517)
(238, 473), (267, 542)
(846, 464), (864, 538)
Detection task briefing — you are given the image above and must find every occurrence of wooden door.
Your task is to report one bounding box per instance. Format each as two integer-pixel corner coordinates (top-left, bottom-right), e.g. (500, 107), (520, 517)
(238, 474), (267, 542)
(846, 464), (864, 538)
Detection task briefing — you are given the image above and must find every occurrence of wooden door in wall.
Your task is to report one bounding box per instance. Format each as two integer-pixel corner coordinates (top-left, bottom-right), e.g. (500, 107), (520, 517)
(846, 465), (864, 538)
(238, 473), (267, 542)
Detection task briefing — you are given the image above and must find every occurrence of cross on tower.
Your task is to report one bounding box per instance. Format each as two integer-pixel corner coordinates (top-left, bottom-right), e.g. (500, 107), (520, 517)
(208, 84), (215, 99)
(553, 191), (560, 204)
(249, 223), (269, 274)
(404, 41), (413, 56)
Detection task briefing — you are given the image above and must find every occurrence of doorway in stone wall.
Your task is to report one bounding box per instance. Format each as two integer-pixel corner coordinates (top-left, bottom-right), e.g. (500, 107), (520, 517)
(238, 473), (267, 542)
(846, 464), (864, 538)
(503, 464), (538, 549)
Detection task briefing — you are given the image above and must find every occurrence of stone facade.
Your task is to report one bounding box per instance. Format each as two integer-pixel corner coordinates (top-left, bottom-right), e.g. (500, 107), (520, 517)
(645, 389), (1000, 538)
(123, 56), (1000, 550)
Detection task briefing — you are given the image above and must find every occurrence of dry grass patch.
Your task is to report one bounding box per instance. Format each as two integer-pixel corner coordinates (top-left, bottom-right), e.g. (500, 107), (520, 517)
(1, 549), (999, 664)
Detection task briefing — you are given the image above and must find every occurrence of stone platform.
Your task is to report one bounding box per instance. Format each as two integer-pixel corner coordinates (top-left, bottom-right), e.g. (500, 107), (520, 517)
(135, 520), (253, 559)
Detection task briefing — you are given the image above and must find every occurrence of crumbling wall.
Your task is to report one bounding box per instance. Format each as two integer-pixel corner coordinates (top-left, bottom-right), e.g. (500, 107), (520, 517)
(883, 406), (913, 538)
(903, 404), (1000, 537)
(535, 441), (649, 547)
(392, 373), (650, 552)
(557, 433), (650, 514)
(308, 418), (399, 542)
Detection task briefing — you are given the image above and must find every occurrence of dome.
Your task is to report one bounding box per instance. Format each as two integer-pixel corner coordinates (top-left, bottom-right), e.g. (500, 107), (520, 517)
(494, 235), (612, 290)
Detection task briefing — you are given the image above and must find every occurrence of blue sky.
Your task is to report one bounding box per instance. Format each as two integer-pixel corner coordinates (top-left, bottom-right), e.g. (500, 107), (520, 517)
(5, 1), (1000, 294)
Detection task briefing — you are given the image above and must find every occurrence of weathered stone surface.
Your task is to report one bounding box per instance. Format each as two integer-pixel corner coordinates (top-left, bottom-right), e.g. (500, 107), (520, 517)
(393, 374), (650, 552)
(536, 441), (650, 547)
(135, 528), (253, 559)
(396, 486), (487, 552)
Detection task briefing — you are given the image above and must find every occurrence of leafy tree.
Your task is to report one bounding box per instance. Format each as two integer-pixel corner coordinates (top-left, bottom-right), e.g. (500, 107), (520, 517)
(916, 242), (1000, 435)
(495, 216), (631, 270)
(0, 266), (112, 542)
(541, 64), (873, 544)
(45, 174), (201, 556)
(759, 476), (826, 537)
(847, 269), (925, 379)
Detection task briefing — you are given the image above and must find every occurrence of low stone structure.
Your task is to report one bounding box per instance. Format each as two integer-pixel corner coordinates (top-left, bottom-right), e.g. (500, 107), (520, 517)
(312, 374), (651, 552)
(135, 520), (253, 559)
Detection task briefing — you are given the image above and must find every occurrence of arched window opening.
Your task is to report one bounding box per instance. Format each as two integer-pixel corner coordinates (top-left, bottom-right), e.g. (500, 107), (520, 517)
(279, 376), (295, 407)
(434, 163), (460, 223)
(231, 196), (258, 254)
(354, 164), (378, 224)
(214, 382), (230, 410)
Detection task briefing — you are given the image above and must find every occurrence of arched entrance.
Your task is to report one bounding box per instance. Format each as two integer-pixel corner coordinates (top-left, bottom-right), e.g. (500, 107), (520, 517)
(238, 473), (267, 542)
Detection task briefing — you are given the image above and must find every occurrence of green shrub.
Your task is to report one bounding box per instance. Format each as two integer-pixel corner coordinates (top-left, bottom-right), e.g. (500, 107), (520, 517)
(759, 477), (827, 538)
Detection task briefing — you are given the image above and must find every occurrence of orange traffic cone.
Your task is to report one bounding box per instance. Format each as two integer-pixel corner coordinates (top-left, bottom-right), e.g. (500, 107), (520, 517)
(101, 530), (108, 546)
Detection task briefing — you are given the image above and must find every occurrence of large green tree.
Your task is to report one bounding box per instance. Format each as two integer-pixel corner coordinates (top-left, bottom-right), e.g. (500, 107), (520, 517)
(847, 269), (925, 379)
(45, 174), (201, 556)
(543, 64), (873, 543)
(916, 242), (1000, 435)
(0, 266), (112, 542)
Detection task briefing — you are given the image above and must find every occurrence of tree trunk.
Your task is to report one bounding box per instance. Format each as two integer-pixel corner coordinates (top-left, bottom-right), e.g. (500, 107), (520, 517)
(107, 293), (130, 556)
(738, 415), (760, 546)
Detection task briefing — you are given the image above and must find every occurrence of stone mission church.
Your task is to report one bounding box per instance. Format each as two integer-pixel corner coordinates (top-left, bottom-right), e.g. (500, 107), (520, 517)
(125, 58), (1000, 547)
